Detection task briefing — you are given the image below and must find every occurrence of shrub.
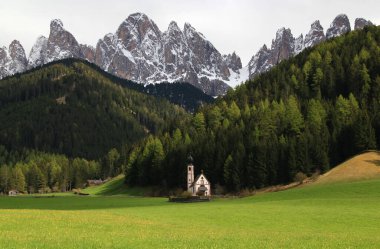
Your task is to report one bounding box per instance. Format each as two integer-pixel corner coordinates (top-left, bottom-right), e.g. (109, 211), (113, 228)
(310, 170), (321, 181)
(294, 172), (307, 184)
(239, 188), (255, 197)
(180, 191), (193, 198)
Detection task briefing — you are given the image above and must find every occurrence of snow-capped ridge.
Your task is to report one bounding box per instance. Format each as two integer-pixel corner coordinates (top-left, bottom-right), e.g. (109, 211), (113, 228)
(167, 21), (181, 34)
(247, 13), (369, 80)
(50, 19), (64, 31)
(326, 14), (351, 39)
(0, 13), (375, 94)
(304, 20), (325, 48)
(0, 40), (27, 78)
(28, 36), (48, 69)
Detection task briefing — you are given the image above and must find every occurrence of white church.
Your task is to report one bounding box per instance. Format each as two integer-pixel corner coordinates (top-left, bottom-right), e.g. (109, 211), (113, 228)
(187, 156), (211, 196)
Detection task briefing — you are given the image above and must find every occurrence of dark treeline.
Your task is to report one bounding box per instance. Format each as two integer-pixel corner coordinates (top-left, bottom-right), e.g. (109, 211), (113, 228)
(126, 26), (380, 191)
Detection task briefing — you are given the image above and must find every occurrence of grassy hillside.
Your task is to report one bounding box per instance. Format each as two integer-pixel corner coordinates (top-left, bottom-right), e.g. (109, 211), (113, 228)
(1, 178), (380, 248)
(315, 151), (380, 184)
(82, 175), (149, 196)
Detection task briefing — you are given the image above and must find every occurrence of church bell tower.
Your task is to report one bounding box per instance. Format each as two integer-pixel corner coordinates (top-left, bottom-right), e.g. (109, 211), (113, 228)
(187, 155), (194, 193)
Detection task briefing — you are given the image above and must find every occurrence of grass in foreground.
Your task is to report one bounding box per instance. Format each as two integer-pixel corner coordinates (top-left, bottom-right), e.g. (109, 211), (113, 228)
(1, 178), (380, 248)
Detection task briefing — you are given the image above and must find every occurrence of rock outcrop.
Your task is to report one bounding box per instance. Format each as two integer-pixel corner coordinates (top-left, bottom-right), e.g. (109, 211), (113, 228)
(304, 20), (325, 48)
(326, 14), (351, 39)
(247, 14), (368, 79)
(354, 18), (374, 30)
(0, 40), (27, 78)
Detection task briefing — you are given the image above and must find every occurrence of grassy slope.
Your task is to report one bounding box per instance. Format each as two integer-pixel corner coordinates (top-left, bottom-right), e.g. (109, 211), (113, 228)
(1, 178), (380, 248)
(315, 151), (380, 184)
(82, 175), (150, 196)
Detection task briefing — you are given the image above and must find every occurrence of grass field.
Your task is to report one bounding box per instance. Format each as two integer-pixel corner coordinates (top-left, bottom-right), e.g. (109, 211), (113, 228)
(1, 179), (380, 248)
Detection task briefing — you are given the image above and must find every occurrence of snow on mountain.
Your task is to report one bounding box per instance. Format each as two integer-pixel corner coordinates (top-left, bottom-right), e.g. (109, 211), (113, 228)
(304, 20), (325, 48)
(28, 36), (48, 69)
(247, 28), (295, 80)
(326, 14), (351, 39)
(8, 40), (27, 74)
(45, 19), (83, 63)
(247, 14), (367, 79)
(94, 13), (240, 95)
(0, 13), (375, 93)
(0, 47), (11, 78)
(0, 40), (27, 79)
(294, 34), (304, 55)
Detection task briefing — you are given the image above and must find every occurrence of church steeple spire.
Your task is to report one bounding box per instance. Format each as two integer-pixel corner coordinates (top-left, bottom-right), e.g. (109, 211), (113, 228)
(187, 154), (195, 193)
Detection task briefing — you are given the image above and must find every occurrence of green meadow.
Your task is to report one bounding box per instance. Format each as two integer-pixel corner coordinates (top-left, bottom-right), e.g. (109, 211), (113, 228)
(1, 177), (380, 248)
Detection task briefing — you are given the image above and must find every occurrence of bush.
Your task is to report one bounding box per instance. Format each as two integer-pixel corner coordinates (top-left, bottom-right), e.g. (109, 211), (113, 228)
(294, 172), (307, 184)
(239, 188), (255, 197)
(180, 191), (193, 198)
(310, 170), (321, 181)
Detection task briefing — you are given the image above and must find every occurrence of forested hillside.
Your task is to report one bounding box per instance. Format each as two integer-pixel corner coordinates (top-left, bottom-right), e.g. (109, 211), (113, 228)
(0, 60), (192, 193)
(126, 26), (380, 191)
(0, 60), (191, 158)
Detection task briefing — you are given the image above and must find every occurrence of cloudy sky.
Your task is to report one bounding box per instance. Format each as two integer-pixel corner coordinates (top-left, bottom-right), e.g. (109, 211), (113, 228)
(0, 0), (378, 65)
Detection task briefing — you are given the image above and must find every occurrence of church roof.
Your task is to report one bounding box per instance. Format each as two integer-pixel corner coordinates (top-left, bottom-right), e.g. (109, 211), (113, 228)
(190, 173), (209, 187)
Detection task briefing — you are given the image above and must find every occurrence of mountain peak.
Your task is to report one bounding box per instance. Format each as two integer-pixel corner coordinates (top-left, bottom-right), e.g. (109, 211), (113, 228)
(123, 12), (152, 28)
(27, 36), (48, 69)
(354, 18), (374, 30)
(273, 28), (293, 46)
(168, 21), (181, 32)
(326, 14), (351, 39)
(46, 18), (82, 64)
(128, 12), (148, 20)
(50, 19), (64, 31)
(275, 27), (286, 39)
(9, 40), (23, 49)
(304, 19), (325, 48)
(184, 22), (207, 41)
(311, 20), (322, 29)
(184, 22), (195, 32)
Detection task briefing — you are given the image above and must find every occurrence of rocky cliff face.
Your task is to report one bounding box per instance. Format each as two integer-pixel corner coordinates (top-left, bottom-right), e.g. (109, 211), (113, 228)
(15, 13), (242, 95)
(27, 20), (83, 69)
(326, 14), (351, 39)
(8, 40), (27, 73)
(0, 13), (375, 94)
(0, 40), (27, 78)
(247, 14), (372, 79)
(28, 36), (47, 69)
(354, 18), (373, 30)
(94, 13), (238, 95)
(248, 28), (296, 79)
(45, 19), (83, 63)
(80, 44), (96, 63)
(248, 45), (271, 77)
(304, 20), (325, 48)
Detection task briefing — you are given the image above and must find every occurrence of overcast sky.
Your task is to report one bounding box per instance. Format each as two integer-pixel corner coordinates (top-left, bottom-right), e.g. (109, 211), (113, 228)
(0, 0), (379, 65)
